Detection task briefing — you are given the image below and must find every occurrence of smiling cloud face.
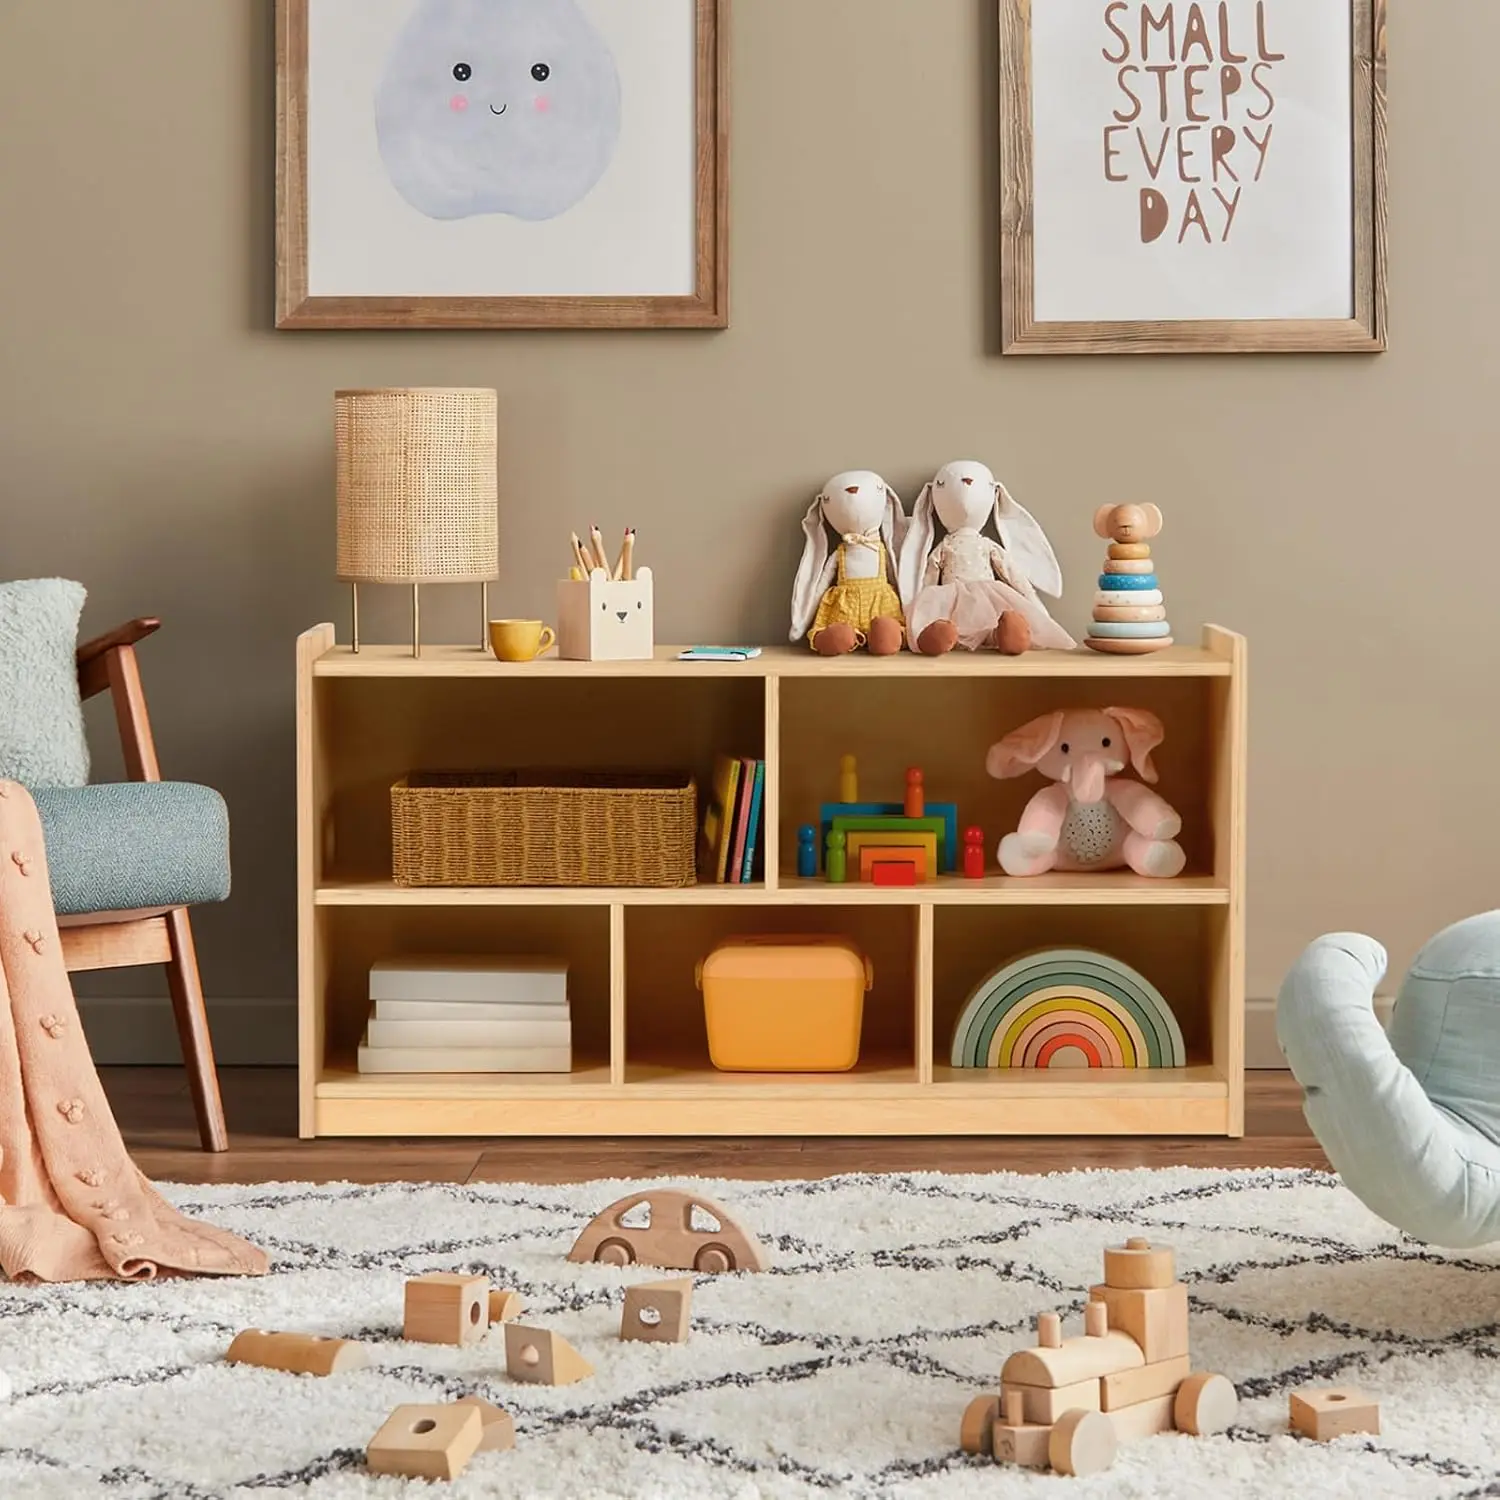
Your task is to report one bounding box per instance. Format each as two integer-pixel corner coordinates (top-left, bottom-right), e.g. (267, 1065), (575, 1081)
(376, 0), (622, 222)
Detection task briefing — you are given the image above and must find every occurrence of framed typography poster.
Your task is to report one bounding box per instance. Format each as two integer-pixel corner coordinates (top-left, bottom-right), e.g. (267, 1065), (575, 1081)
(276, 0), (728, 329)
(999, 0), (1387, 354)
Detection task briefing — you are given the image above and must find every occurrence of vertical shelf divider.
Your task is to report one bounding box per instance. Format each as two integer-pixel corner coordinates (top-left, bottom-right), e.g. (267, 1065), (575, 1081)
(296, 622), (335, 1140)
(610, 903), (627, 1085)
(916, 903), (934, 1084)
(762, 673), (780, 888)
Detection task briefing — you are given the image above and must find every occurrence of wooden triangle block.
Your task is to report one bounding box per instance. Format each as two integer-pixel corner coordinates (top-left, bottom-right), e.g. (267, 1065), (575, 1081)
(454, 1396), (517, 1453)
(504, 1323), (593, 1386)
(488, 1290), (525, 1325)
(367, 1403), (482, 1482)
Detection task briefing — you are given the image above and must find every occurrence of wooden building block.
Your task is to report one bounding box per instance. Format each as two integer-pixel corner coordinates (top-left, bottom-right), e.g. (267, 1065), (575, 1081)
(993, 1418), (1051, 1468)
(1049, 1408), (1117, 1477)
(871, 858), (919, 887)
(1103, 1238), (1176, 1290)
(488, 1290), (524, 1325)
(1002, 1375), (1101, 1426)
(1084, 1299), (1108, 1338)
(621, 1279), (692, 1343)
(504, 1324), (593, 1386)
(1106, 1391), (1177, 1442)
(1176, 1373), (1240, 1436)
(1037, 1312), (1062, 1348)
(1002, 1331), (1142, 1388)
(858, 845), (927, 884)
(405, 1273), (489, 1347)
(959, 1395), (998, 1456)
(1087, 1281), (1188, 1364)
(225, 1330), (370, 1377)
(367, 1403), (483, 1482)
(1101, 1353), (1190, 1411)
(454, 1397), (516, 1453)
(1289, 1387), (1379, 1442)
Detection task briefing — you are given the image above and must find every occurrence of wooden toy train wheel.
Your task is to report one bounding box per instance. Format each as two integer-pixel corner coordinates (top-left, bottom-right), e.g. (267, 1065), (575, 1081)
(1174, 1372), (1238, 1436)
(1049, 1409), (1116, 1477)
(592, 1237), (635, 1267)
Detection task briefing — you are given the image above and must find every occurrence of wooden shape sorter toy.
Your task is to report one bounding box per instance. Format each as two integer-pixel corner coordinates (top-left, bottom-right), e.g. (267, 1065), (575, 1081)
(404, 1273), (489, 1346)
(620, 1279), (693, 1343)
(367, 1403), (483, 1482)
(505, 1324), (594, 1386)
(1289, 1387), (1381, 1442)
(959, 1236), (1237, 1476)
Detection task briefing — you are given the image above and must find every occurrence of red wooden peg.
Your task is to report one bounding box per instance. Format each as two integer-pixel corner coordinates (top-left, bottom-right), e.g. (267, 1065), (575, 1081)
(963, 826), (985, 880)
(904, 767), (925, 819)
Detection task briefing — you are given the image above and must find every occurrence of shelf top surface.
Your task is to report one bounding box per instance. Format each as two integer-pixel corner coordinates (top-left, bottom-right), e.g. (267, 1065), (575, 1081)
(305, 630), (1240, 679)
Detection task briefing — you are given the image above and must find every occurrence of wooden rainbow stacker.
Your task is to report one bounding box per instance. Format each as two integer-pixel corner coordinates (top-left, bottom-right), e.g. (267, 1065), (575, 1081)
(960, 1237), (1238, 1476)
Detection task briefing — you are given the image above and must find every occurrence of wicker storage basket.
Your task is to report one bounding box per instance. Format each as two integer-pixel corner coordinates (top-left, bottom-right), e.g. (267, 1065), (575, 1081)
(391, 772), (698, 888)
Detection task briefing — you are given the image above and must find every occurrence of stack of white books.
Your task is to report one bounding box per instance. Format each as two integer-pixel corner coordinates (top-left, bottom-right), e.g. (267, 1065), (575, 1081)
(356, 956), (572, 1074)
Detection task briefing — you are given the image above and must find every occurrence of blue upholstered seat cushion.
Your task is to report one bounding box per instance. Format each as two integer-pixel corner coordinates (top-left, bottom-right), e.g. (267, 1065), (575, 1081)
(32, 783), (231, 916)
(0, 579), (90, 787)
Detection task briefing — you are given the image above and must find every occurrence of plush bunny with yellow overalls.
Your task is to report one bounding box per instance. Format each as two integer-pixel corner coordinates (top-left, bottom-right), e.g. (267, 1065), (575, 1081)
(789, 471), (906, 655)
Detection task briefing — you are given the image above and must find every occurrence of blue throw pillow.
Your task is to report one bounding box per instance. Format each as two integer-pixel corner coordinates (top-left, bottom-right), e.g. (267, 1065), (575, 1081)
(0, 579), (90, 788)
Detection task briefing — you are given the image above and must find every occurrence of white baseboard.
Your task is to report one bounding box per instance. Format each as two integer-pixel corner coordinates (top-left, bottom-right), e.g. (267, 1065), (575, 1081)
(78, 997), (296, 1066)
(1245, 993), (1394, 1069)
(82, 993), (1393, 1072)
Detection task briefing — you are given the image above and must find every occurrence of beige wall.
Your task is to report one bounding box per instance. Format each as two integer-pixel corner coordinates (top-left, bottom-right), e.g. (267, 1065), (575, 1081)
(0, 1), (1491, 1050)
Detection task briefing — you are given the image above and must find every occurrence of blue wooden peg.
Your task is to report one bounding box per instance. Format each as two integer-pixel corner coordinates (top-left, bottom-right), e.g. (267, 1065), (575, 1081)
(797, 824), (818, 879)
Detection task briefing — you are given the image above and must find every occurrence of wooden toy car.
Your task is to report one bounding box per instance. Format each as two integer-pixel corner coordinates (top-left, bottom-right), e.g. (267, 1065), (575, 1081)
(566, 1189), (768, 1273)
(959, 1238), (1237, 1476)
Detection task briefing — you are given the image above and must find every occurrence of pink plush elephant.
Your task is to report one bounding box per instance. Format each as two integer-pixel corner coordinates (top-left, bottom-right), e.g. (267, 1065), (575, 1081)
(985, 707), (1186, 877)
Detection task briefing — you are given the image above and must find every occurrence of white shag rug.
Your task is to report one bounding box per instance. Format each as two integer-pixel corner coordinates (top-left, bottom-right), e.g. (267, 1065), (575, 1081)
(2, 1168), (1499, 1498)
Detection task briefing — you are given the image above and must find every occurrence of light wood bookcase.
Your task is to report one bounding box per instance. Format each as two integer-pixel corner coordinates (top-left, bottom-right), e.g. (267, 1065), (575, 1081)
(297, 624), (1246, 1139)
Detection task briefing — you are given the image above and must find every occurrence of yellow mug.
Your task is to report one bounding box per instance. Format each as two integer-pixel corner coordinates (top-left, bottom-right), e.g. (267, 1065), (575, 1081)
(489, 619), (556, 662)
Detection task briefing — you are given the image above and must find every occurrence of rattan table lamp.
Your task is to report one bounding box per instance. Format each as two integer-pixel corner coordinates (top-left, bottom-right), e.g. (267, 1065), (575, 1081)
(335, 387), (499, 656)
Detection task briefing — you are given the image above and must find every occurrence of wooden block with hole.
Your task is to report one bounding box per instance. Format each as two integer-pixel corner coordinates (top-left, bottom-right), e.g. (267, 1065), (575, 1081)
(225, 1330), (370, 1376)
(1289, 1387), (1379, 1441)
(1087, 1280), (1189, 1364)
(620, 1278), (692, 1343)
(404, 1273), (489, 1346)
(504, 1323), (593, 1386)
(367, 1403), (483, 1482)
(488, 1290), (524, 1325)
(1101, 1353), (1190, 1411)
(454, 1397), (516, 1453)
(1001, 1376), (1101, 1426)
(1103, 1237), (1176, 1290)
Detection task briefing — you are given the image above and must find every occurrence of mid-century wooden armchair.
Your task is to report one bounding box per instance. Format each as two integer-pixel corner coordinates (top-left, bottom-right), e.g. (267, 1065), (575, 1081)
(45, 619), (229, 1151)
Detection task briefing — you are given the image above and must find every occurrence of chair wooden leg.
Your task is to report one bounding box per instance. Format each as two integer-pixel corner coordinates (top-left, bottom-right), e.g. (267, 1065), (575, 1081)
(164, 907), (229, 1152)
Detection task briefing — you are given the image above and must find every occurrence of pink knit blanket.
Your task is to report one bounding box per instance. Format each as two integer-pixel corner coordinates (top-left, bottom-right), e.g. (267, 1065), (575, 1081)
(0, 780), (267, 1282)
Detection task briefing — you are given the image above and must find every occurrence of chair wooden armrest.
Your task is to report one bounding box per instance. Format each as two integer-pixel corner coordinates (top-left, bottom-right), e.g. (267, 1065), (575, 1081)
(77, 618), (161, 702)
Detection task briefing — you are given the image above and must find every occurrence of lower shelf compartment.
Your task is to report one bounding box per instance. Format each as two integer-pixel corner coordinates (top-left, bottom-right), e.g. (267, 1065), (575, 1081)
(309, 1059), (1231, 1137)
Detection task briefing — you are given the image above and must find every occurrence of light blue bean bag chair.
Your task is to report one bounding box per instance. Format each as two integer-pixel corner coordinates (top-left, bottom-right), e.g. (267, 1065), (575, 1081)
(1277, 913), (1500, 1248)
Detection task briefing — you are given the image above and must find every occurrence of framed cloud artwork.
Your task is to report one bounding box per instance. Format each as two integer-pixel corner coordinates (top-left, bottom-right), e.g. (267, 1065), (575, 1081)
(276, 0), (728, 328)
(1000, 0), (1387, 354)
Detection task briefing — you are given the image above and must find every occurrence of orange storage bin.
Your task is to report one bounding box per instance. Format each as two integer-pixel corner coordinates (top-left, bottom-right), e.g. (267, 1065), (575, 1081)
(695, 935), (871, 1072)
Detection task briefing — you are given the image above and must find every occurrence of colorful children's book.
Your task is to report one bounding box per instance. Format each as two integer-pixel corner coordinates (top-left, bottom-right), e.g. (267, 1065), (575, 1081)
(740, 760), (766, 884)
(704, 754), (742, 883)
(728, 757), (756, 884)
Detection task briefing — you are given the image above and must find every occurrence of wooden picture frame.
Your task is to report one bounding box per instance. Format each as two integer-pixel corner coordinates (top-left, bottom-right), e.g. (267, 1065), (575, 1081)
(999, 0), (1387, 355)
(276, 0), (729, 330)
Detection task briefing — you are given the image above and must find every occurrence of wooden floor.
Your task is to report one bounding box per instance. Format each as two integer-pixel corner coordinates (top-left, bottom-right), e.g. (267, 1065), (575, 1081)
(106, 1068), (1327, 1184)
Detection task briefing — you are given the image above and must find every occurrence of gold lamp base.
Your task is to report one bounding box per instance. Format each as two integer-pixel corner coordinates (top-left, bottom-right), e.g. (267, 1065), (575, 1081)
(348, 581), (490, 658)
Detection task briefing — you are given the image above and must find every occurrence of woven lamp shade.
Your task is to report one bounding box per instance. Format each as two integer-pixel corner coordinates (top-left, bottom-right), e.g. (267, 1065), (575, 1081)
(335, 388), (499, 585)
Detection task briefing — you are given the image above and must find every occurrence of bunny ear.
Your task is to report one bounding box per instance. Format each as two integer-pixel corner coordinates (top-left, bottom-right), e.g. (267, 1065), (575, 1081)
(881, 486), (905, 586)
(898, 483), (937, 609)
(994, 483), (1064, 598)
(790, 496), (831, 641)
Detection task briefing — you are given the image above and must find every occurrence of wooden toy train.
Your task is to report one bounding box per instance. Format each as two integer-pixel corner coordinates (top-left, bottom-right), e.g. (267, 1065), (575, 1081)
(960, 1237), (1237, 1477)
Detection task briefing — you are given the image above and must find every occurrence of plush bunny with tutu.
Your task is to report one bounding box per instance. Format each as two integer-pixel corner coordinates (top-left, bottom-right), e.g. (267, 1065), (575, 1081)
(898, 460), (1075, 656)
(790, 470), (907, 656)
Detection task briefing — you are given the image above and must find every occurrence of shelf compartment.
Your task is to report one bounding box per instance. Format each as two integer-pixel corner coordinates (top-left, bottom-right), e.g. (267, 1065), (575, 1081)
(623, 904), (920, 1076)
(315, 674), (765, 888)
(931, 904), (1222, 1076)
(311, 905), (612, 1076)
(777, 673), (1218, 886)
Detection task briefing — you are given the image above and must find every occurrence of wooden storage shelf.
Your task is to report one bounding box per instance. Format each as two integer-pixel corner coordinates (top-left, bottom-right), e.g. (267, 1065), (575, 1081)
(298, 623), (1246, 1139)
